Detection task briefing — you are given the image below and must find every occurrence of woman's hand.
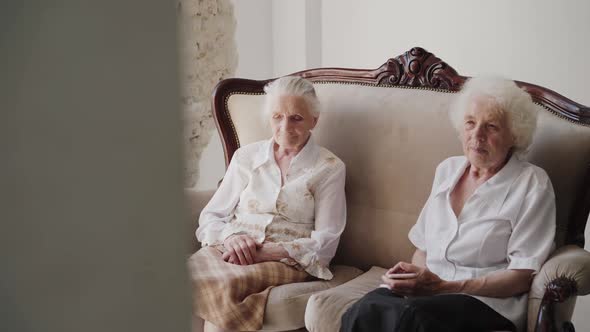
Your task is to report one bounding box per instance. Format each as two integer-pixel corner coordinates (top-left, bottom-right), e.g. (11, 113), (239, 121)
(381, 261), (449, 296)
(222, 242), (290, 265)
(222, 234), (262, 265)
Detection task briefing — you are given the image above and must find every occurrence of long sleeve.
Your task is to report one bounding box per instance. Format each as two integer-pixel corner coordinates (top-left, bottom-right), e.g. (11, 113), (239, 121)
(195, 149), (248, 246)
(279, 163), (346, 280)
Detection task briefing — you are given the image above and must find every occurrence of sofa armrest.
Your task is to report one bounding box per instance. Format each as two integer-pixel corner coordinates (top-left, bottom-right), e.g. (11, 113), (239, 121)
(529, 245), (590, 332)
(184, 188), (215, 253)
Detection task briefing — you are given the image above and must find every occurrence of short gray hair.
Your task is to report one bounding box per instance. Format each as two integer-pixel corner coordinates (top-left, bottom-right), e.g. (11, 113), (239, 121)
(263, 76), (320, 117)
(450, 76), (538, 157)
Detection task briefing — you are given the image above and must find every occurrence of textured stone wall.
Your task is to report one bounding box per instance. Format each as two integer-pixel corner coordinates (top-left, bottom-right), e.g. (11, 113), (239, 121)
(177, 0), (237, 187)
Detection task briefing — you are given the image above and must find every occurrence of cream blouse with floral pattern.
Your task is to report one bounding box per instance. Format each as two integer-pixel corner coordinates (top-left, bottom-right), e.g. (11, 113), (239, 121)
(196, 136), (346, 280)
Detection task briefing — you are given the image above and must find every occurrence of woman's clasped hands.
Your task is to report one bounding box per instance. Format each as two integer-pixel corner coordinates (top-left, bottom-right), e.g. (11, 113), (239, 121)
(222, 234), (262, 265)
(381, 261), (447, 296)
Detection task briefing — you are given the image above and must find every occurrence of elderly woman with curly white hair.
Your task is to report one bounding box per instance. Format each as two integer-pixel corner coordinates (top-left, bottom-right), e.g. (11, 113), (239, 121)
(341, 77), (556, 332)
(188, 76), (346, 332)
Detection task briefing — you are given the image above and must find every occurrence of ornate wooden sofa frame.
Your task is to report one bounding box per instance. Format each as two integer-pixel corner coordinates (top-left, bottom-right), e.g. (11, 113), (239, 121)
(187, 47), (590, 332)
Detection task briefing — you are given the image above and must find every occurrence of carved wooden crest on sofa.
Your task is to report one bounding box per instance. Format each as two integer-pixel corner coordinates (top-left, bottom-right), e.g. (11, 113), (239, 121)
(207, 47), (590, 332)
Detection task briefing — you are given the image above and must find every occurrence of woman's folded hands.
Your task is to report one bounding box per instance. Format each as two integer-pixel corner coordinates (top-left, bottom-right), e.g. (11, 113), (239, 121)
(222, 234), (261, 265)
(380, 261), (449, 296)
(222, 234), (290, 265)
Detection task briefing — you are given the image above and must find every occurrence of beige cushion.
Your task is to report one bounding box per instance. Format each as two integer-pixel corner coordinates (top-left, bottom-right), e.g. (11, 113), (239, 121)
(305, 266), (387, 332)
(261, 265), (363, 331)
(527, 245), (590, 332)
(184, 189), (215, 253)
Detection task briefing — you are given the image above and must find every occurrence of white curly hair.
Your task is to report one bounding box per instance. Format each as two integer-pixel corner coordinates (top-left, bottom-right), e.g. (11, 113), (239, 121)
(263, 76), (320, 118)
(449, 76), (539, 157)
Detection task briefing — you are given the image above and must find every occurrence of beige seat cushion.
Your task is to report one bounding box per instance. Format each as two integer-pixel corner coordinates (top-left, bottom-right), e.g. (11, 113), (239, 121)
(305, 266), (387, 332)
(261, 265), (363, 331)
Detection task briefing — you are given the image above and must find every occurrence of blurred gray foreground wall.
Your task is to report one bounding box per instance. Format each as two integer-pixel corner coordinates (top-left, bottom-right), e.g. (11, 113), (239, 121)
(0, 1), (191, 331)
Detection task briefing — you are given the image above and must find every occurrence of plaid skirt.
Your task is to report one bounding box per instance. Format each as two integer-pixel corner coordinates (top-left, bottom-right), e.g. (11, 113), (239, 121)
(187, 246), (311, 331)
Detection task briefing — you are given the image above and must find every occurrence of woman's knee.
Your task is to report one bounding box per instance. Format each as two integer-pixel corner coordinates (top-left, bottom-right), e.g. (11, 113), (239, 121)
(341, 289), (407, 330)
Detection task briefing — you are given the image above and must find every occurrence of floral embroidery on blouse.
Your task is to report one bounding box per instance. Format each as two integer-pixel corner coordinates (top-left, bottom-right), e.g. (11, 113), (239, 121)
(247, 199), (260, 213)
(276, 199), (288, 215)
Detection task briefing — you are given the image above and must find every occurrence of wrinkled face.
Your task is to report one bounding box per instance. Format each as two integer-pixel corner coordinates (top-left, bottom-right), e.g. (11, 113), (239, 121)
(269, 95), (318, 149)
(462, 96), (515, 169)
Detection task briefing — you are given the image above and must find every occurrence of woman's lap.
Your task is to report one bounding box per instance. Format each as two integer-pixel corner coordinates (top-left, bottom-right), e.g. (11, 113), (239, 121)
(188, 246), (310, 331)
(341, 288), (516, 332)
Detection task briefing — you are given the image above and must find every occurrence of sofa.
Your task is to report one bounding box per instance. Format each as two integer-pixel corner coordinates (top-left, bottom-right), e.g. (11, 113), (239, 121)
(186, 47), (590, 332)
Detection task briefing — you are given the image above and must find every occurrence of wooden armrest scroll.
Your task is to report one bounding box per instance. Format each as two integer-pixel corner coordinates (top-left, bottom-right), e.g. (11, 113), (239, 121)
(535, 276), (578, 332)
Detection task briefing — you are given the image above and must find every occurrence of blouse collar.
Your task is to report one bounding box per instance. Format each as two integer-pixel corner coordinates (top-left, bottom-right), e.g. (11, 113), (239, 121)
(252, 134), (319, 172)
(434, 153), (523, 199)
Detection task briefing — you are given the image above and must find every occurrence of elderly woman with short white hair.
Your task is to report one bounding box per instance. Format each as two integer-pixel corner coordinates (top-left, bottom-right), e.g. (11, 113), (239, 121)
(341, 77), (556, 332)
(188, 76), (346, 332)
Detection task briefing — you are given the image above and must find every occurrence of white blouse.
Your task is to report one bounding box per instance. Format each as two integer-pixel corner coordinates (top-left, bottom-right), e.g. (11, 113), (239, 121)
(196, 136), (346, 280)
(409, 155), (556, 331)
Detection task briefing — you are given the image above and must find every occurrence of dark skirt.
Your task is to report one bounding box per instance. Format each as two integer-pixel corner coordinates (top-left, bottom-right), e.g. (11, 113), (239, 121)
(341, 288), (516, 332)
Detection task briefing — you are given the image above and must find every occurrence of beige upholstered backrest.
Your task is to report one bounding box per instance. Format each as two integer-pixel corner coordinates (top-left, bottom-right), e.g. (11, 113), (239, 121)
(213, 47), (590, 271)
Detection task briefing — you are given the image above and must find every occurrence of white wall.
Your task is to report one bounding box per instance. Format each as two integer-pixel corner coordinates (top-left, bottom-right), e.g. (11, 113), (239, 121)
(272, 1), (307, 76)
(321, 0), (590, 103)
(232, 0), (274, 79)
(272, 0), (323, 76)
